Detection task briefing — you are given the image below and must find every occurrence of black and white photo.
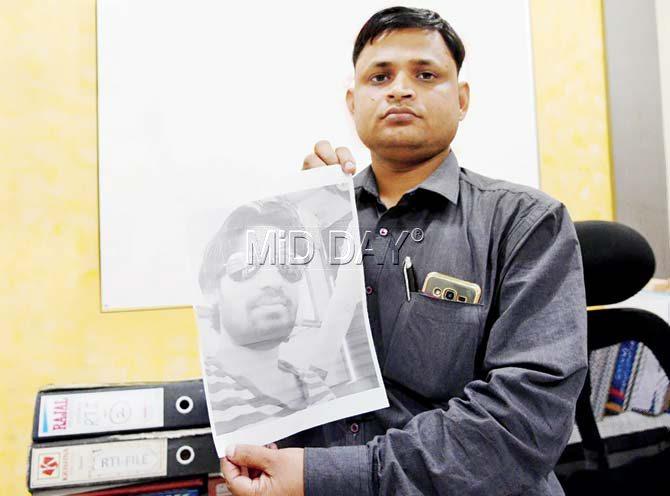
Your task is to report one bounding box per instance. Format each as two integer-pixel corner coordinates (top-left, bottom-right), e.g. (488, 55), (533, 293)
(187, 167), (387, 454)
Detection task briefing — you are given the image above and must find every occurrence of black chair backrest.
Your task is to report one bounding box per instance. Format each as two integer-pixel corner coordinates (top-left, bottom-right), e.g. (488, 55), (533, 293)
(572, 220), (661, 473)
(575, 221), (655, 307)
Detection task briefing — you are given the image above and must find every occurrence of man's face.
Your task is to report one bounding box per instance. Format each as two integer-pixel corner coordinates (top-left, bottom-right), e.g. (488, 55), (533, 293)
(347, 28), (469, 162)
(216, 226), (300, 347)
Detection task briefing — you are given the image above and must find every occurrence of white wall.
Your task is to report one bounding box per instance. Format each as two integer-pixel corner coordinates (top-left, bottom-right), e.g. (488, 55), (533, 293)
(98, 0), (539, 310)
(603, 0), (670, 278)
(656, 0), (670, 242)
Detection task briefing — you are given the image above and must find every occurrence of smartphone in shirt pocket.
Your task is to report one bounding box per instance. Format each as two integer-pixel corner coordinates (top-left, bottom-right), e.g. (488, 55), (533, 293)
(421, 272), (482, 304)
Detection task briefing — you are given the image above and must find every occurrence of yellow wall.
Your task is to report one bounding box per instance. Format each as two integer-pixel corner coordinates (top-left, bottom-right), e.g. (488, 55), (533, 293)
(530, 0), (615, 220)
(1, 1), (613, 493)
(1, 1), (200, 492)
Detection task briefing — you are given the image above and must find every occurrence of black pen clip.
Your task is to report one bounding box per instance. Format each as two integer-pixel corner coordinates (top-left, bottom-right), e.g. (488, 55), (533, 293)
(403, 256), (418, 301)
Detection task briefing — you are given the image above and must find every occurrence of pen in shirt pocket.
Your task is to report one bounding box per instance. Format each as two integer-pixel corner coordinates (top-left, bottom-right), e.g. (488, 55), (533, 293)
(403, 256), (418, 301)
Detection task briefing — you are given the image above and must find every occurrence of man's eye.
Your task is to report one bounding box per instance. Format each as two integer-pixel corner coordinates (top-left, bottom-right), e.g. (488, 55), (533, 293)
(418, 72), (437, 81)
(370, 73), (389, 83)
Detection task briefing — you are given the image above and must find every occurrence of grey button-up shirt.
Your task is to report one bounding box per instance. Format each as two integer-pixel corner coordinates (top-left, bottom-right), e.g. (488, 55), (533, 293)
(279, 151), (588, 495)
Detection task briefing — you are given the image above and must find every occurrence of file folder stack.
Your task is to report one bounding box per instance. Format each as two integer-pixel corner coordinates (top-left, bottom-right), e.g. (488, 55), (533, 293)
(27, 380), (230, 495)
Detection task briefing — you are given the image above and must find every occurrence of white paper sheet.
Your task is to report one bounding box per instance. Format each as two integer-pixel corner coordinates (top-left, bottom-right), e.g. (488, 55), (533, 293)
(186, 166), (388, 455)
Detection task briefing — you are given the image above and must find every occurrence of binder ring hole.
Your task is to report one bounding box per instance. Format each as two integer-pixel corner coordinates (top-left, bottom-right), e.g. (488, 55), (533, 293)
(176, 395), (194, 415)
(176, 445), (195, 465)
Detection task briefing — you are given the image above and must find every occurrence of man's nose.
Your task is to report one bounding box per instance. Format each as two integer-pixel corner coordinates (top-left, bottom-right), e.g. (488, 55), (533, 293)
(386, 72), (415, 101)
(255, 264), (284, 287)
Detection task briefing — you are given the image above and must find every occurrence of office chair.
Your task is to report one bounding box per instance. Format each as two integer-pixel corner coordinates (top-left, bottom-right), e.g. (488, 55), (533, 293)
(560, 220), (670, 495)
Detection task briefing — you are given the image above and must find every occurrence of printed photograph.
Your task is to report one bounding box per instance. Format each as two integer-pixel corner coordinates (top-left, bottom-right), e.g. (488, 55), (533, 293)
(189, 177), (385, 447)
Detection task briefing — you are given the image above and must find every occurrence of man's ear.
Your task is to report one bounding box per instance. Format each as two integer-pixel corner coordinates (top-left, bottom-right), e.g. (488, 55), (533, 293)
(346, 88), (355, 116)
(458, 81), (470, 121)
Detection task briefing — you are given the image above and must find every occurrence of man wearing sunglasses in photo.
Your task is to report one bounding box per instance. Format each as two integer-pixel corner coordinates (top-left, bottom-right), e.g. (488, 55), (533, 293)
(220, 6), (587, 496)
(199, 200), (338, 434)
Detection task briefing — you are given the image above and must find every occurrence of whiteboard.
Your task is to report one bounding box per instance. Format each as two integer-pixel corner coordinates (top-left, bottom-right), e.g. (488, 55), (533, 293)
(97, 0), (539, 310)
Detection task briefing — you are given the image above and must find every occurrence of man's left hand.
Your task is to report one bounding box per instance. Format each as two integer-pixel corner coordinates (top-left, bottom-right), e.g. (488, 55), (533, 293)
(220, 444), (305, 496)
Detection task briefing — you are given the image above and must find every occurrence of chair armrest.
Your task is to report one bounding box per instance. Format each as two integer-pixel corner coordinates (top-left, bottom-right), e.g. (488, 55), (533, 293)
(588, 308), (670, 375)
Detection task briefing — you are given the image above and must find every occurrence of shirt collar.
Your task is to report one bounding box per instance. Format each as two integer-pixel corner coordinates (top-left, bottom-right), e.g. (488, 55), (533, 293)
(353, 150), (460, 205)
(353, 164), (379, 197)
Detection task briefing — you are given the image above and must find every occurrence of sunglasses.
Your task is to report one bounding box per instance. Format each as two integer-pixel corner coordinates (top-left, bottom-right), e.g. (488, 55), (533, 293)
(222, 251), (304, 283)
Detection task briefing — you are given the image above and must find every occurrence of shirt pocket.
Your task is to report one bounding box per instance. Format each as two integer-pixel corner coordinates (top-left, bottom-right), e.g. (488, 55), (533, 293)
(383, 292), (485, 401)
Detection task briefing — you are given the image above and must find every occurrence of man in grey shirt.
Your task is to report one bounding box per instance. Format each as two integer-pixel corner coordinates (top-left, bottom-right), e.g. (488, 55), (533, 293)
(221, 6), (587, 495)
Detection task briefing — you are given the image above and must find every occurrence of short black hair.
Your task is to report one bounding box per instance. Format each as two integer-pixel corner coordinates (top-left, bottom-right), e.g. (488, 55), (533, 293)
(353, 6), (465, 72)
(198, 200), (303, 294)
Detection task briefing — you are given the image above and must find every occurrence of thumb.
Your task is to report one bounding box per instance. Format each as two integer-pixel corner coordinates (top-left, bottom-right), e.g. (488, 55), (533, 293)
(226, 444), (277, 472)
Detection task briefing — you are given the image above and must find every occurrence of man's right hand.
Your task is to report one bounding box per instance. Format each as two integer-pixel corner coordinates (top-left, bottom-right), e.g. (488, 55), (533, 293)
(302, 140), (356, 175)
